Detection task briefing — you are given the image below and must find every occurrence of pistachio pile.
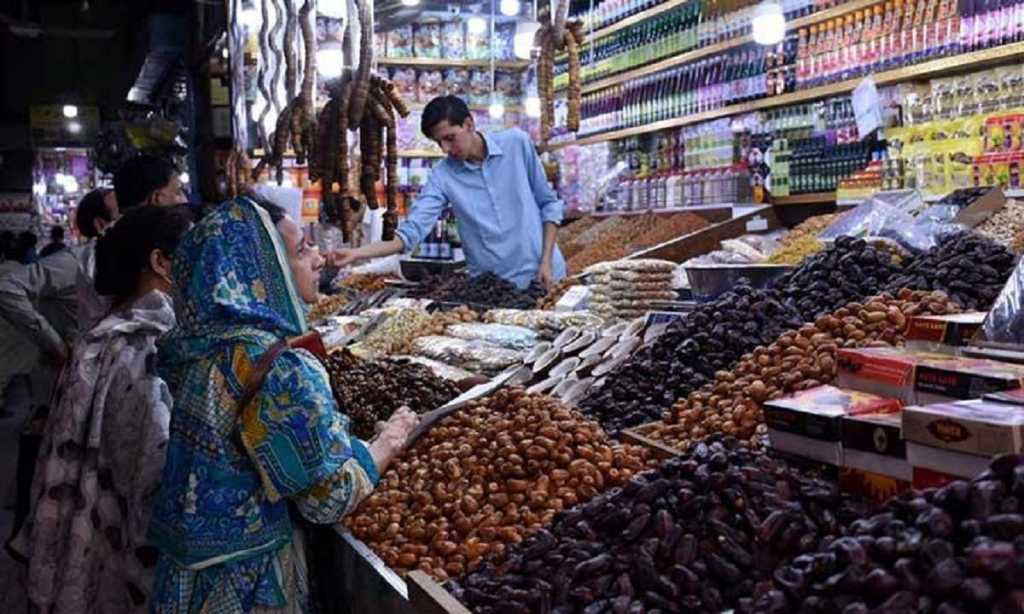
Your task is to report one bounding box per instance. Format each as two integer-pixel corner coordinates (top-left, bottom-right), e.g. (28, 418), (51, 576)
(976, 199), (1024, 252)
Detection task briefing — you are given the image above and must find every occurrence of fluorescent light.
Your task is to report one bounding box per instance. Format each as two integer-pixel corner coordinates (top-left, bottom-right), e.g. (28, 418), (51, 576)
(401, 0), (421, 5)
(752, 1), (785, 45)
(525, 96), (541, 118)
(316, 47), (344, 76)
(489, 101), (505, 119)
(500, 0), (519, 16)
(62, 105), (78, 119)
(319, 0), (346, 18)
(514, 20), (541, 59)
(467, 16), (487, 35)
(67, 121), (82, 134)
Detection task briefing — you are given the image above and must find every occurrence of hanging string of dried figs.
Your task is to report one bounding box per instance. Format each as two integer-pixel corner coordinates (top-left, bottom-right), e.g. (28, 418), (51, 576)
(534, 0), (585, 144)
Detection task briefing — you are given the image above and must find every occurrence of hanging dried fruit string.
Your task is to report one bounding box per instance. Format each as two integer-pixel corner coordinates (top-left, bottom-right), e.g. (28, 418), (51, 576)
(534, 0), (584, 145)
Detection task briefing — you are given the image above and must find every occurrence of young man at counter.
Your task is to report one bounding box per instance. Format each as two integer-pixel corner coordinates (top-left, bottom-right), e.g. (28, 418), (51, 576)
(329, 95), (567, 289)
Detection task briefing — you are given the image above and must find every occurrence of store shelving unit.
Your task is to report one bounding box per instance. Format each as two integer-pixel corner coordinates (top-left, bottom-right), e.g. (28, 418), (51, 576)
(377, 57), (531, 69)
(548, 41), (1024, 150)
(557, 0), (882, 93)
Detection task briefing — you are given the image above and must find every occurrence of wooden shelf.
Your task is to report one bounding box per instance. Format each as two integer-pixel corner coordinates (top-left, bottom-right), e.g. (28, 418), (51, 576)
(548, 42), (1024, 149)
(406, 102), (525, 113)
(772, 192), (837, 206)
(398, 149), (445, 158)
(377, 57), (530, 69)
(560, 0), (882, 94)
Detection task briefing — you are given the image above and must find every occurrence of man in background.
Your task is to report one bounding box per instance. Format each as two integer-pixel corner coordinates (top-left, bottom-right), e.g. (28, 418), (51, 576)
(15, 232), (38, 265)
(114, 154), (187, 209)
(38, 226), (66, 259)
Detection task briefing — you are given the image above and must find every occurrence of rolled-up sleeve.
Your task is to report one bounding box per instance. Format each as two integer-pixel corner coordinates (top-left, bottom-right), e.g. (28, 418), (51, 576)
(395, 170), (448, 254)
(520, 131), (564, 226)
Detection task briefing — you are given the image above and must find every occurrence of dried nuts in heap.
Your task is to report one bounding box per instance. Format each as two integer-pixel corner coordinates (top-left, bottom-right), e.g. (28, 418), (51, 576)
(645, 289), (961, 451)
(976, 199), (1024, 252)
(742, 453), (1024, 614)
(579, 282), (803, 435)
(451, 436), (868, 614)
(306, 293), (350, 323)
(883, 231), (1017, 311)
(360, 308), (436, 355)
(339, 272), (391, 293)
(345, 389), (651, 582)
(324, 352), (460, 440)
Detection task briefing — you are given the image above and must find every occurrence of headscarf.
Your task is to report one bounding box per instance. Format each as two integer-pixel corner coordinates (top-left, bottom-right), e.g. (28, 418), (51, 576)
(160, 197), (307, 367)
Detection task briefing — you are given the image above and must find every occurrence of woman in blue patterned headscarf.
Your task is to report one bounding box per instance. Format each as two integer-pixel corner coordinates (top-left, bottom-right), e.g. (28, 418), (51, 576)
(148, 197), (416, 613)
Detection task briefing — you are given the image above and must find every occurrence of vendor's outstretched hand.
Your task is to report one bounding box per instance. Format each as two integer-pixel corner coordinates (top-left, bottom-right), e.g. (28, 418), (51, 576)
(368, 407), (418, 473)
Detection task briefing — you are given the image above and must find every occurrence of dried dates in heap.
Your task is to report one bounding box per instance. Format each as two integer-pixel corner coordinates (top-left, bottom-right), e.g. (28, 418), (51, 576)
(345, 389), (650, 582)
(450, 436), (868, 614)
(578, 282), (803, 434)
(420, 272), (547, 310)
(743, 454), (1024, 614)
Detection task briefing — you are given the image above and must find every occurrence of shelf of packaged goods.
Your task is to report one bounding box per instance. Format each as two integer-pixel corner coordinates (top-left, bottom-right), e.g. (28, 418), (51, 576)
(556, 0), (882, 93)
(771, 192), (838, 206)
(406, 102), (525, 113)
(398, 149), (445, 158)
(547, 41), (1024, 150)
(377, 57), (530, 69)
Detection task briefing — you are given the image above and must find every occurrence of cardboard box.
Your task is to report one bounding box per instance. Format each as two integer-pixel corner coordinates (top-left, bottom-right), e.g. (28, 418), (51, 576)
(914, 357), (1024, 404)
(902, 399), (1024, 456)
(906, 441), (990, 481)
(912, 466), (968, 490)
(905, 312), (986, 354)
(840, 467), (912, 503)
(764, 386), (900, 466)
(842, 411), (911, 481)
(836, 348), (938, 404)
(985, 388), (1024, 406)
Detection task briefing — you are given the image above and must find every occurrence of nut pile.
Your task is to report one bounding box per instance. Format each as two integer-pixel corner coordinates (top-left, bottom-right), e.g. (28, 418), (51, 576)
(558, 217), (604, 259)
(771, 235), (902, 321)
(307, 293), (350, 323)
(345, 389), (650, 581)
(646, 289), (961, 450)
(450, 437), (868, 614)
(360, 308), (436, 355)
(578, 282), (803, 434)
(419, 272), (548, 309)
(339, 272), (392, 293)
(565, 213), (709, 274)
(765, 235), (824, 265)
(324, 353), (461, 440)
(625, 211), (710, 252)
(976, 199), (1024, 252)
(883, 231), (1017, 310)
(742, 453), (1024, 614)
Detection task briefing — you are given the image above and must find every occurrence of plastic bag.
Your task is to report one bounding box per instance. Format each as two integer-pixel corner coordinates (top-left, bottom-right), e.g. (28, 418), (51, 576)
(390, 355), (478, 381)
(483, 309), (606, 336)
(446, 323), (539, 350)
(411, 336), (526, 374)
(818, 199), (942, 253)
(977, 258), (1024, 345)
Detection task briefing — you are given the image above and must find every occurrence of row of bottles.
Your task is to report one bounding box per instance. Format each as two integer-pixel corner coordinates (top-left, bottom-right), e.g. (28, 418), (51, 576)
(410, 209), (464, 261)
(578, 40), (794, 135)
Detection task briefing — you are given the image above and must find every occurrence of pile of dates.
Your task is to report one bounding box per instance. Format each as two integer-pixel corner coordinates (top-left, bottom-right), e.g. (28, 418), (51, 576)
(324, 352), (461, 440)
(450, 437), (869, 613)
(742, 454), (1024, 614)
(579, 282), (803, 434)
(884, 231), (1017, 311)
(419, 271), (547, 310)
(772, 235), (902, 321)
(345, 389), (650, 581)
(646, 289), (961, 451)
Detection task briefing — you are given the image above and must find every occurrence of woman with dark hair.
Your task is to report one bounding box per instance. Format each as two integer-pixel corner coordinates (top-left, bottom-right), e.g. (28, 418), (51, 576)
(13, 205), (193, 613)
(148, 196), (416, 613)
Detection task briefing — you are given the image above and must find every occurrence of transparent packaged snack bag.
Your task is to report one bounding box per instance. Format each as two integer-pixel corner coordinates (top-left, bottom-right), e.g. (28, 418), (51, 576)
(446, 323), (540, 350)
(977, 258), (1024, 346)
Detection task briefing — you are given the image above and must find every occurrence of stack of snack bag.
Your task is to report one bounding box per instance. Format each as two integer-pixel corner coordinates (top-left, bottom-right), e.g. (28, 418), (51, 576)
(585, 259), (676, 320)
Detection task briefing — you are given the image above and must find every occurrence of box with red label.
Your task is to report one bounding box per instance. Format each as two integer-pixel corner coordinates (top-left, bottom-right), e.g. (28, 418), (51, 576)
(764, 385), (901, 466)
(907, 441), (990, 484)
(903, 399), (1024, 456)
(914, 357), (1024, 405)
(842, 411), (910, 479)
(840, 467), (912, 503)
(905, 312), (986, 355)
(835, 348), (941, 404)
(912, 465), (970, 490)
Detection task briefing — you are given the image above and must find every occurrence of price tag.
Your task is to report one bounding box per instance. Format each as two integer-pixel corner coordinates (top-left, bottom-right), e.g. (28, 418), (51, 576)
(554, 285), (591, 312)
(852, 77), (883, 139)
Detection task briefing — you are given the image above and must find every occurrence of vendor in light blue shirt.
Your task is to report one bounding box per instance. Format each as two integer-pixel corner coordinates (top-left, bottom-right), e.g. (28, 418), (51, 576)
(329, 95), (567, 289)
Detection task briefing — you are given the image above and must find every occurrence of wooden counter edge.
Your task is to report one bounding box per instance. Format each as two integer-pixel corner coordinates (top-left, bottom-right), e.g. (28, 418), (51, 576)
(406, 570), (473, 614)
(620, 424), (687, 459)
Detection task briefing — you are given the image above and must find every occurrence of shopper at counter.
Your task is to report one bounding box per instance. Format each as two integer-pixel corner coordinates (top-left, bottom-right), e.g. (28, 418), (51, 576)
(149, 197), (416, 613)
(328, 95), (567, 289)
(13, 205), (192, 613)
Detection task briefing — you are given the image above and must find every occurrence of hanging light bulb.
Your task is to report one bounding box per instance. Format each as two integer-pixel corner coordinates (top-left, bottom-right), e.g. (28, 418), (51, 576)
(401, 0), (421, 6)
(467, 15), (488, 35)
(525, 96), (541, 118)
(751, 0), (785, 45)
(67, 121), (82, 134)
(239, 5), (260, 29)
(62, 105), (78, 119)
(513, 19), (541, 59)
(180, 172), (191, 185)
(489, 100), (505, 119)
(319, 0), (346, 18)
(316, 46), (345, 76)
(500, 0), (519, 16)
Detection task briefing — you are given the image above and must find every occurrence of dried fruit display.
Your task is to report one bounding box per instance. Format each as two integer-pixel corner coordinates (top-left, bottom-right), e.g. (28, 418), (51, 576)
(338, 272), (392, 293)
(565, 212), (709, 274)
(417, 272), (548, 310)
(578, 282), (803, 434)
(534, 0), (584, 142)
(359, 309), (435, 355)
(883, 231), (1017, 311)
(307, 293), (350, 323)
(771, 235), (902, 322)
(625, 212), (710, 252)
(742, 454), (1024, 614)
(646, 289), (961, 451)
(345, 389), (651, 581)
(324, 353), (460, 440)
(765, 235), (824, 265)
(557, 217), (603, 258)
(976, 199), (1024, 252)
(451, 436), (868, 613)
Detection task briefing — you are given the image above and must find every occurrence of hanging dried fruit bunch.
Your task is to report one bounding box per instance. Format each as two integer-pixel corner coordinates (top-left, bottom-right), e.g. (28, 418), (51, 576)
(534, 0), (585, 144)
(224, 147), (253, 199)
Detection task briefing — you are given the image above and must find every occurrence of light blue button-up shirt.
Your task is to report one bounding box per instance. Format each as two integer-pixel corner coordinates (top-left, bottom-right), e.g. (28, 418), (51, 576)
(395, 128), (567, 289)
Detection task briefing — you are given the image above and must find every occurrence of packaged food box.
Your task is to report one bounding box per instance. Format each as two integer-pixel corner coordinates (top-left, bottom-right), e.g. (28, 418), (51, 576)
(836, 347), (937, 404)
(839, 467), (912, 504)
(842, 410), (910, 479)
(912, 465), (970, 489)
(984, 388), (1024, 405)
(903, 398), (1024, 457)
(905, 312), (986, 354)
(914, 356), (1024, 404)
(764, 385), (900, 466)
(906, 441), (991, 482)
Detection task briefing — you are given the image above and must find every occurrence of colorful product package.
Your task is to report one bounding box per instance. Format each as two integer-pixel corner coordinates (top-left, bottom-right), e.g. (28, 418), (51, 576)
(441, 21), (465, 59)
(494, 22), (516, 60)
(389, 67), (418, 103)
(468, 69), (490, 105)
(387, 24), (414, 58)
(413, 21), (442, 58)
(417, 69), (445, 100)
(494, 70), (522, 105)
(465, 22), (489, 60)
(443, 69), (471, 98)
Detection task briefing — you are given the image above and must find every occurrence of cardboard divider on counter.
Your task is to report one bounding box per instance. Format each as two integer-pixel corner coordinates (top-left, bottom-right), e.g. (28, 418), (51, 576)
(406, 571), (473, 614)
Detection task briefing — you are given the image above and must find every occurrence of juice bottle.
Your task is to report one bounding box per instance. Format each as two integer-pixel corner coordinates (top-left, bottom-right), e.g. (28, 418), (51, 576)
(796, 28), (808, 87)
(806, 25), (819, 85)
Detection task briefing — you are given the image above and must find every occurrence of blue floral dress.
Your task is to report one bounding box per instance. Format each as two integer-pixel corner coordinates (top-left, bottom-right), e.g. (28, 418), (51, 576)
(148, 199), (379, 613)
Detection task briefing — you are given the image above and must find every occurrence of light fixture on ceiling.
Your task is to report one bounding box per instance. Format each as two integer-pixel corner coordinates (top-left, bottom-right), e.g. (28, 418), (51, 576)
(316, 46), (345, 76)
(67, 121), (82, 134)
(62, 105), (78, 119)
(524, 95), (541, 118)
(239, 2), (261, 29)
(401, 0), (421, 6)
(319, 0), (346, 18)
(751, 0), (785, 45)
(467, 15), (488, 35)
(513, 19), (540, 59)
(489, 99), (505, 119)
(500, 0), (520, 16)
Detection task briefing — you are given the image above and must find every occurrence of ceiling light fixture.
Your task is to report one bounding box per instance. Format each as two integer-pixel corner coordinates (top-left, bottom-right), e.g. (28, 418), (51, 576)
(62, 105), (78, 119)
(467, 15), (488, 35)
(500, 0), (520, 16)
(752, 0), (786, 45)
